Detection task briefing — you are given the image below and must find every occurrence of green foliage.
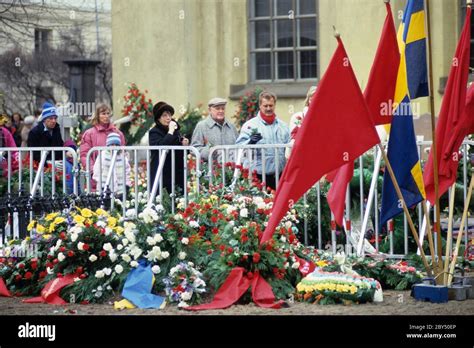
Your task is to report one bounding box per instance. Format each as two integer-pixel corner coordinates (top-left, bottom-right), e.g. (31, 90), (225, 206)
(233, 86), (263, 130)
(175, 104), (207, 139)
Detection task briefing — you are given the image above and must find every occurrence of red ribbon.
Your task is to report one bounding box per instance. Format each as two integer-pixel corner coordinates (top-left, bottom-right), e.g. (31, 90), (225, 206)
(295, 256), (316, 276)
(23, 274), (75, 305)
(0, 277), (12, 297)
(186, 267), (283, 311)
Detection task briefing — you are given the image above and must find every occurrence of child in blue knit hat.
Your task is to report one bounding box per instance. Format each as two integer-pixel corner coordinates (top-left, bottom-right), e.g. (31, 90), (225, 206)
(92, 133), (131, 195)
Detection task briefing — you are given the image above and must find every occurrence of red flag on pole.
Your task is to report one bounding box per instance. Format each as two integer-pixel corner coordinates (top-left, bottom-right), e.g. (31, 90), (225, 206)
(364, 1), (400, 126)
(325, 2), (399, 226)
(423, 7), (472, 204)
(261, 37), (380, 244)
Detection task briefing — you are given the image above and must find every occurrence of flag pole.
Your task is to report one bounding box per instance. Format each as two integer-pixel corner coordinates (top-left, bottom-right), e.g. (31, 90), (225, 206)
(443, 182), (457, 284)
(378, 143), (433, 275)
(425, 0), (444, 268)
(421, 200), (437, 272)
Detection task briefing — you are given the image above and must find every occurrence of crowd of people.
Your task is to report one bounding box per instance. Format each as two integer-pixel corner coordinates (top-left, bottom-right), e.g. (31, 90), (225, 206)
(0, 87), (317, 196)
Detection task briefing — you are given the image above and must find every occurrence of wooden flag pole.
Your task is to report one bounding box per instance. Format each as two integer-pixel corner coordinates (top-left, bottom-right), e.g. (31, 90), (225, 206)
(422, 200), (438, 272)
(377, 143), (432, 275)
(425, 0), (444, 266)
(448, 171), (474, 285)
(443, 182), (457, 284)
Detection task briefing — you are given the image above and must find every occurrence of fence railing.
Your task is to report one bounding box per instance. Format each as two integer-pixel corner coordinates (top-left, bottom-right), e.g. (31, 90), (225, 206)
(1, 141), (473, 260)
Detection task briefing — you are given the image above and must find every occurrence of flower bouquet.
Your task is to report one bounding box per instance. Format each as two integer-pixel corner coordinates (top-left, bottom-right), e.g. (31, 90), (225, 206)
(163, 261), (207, 308)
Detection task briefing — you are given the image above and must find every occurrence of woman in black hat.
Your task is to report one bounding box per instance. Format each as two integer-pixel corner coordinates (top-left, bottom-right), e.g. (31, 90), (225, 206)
(149, 102), (189, 196)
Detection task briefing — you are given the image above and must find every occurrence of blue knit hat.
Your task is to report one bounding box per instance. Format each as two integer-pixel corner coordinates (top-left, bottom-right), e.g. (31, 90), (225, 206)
(39, 102), (58, 122)
(106, 132), (121, 146)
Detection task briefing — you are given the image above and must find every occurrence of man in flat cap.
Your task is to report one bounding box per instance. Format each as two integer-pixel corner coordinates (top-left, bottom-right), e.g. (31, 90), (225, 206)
(191, 97), (238, 162)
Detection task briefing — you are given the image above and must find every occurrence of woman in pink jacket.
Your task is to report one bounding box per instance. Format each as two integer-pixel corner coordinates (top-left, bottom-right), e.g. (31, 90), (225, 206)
(80, 104), (126, 189)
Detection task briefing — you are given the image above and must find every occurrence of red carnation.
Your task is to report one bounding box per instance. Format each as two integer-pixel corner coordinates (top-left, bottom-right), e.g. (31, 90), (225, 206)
(227, 261), (233, 267)
(59, 246), (66, 252)
(24, 272), (32, 280)
(211, 216), (218, 224)
(252, 252), (261, 263)
(99, 228), (106, 235)
(99, 250), (107, 257)
(15, 274), (22, 282)
(30, 261), (38, 270)
(39, 271), (47, 279)
(82, 243), (90, 251)
(18, 263), (25, 269)
(59, 232), (66, 240)
(242, 255), (248, 261)
(207, 249), (213, 255)
(212, 227), (219, 235)
(241, 235), (248, 243)
(227, 247), (233, 254)
(67, 250), (75, 257)
(219, 245), (225, 252)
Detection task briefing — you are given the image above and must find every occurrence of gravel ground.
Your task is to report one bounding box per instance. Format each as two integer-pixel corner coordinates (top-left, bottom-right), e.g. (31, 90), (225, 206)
(0, 290), (473, 315)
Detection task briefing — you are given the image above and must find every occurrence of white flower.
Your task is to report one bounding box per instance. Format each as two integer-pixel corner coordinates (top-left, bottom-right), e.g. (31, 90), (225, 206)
(161, 251), (170, 259)
(124, 230), (135, 244)
(125, 209), (136, 218)
(105, 227), (113, 235)
(189, 220), (199, 228)
(178, 301), (189, 308)
(187, 261), (194, 267)
(240, 208), (248, 218)
(55, 240), (62, 248)
(57, 252), (65, 262)
(181, 291), (193, 301)
(181, 238), (189, 245)
(77, 242), (85, 251)
(103, 243), (113, 251)
(130, 261), (138, 268)
(121, 254), (131, 263)
(103, 267), (112, 276)
(130, 246), (143, 260)
(151, 265), (161, 274)
(193, 278), (206, 288)
(122, 238), (129, 246)
(96, 220), (106, 228)
(95, 270), (105, 278)
(284, 262), (289, 269)
(117, 244), (123, 251)
(229, 220), (235, 226)
(47, 266), (53, 275)
(174, 214), (182, 220)
(70, 233), (78, 242)
(70, 226), (83, 234)
(145, 246), (162, 262)
(291, 262), (300, 269)
(146, 236), (156, 246)
(170, 266), (178, 276)
(89, 254), (98, 262)
(124, 221), (136, 234)
(115, 264), (124, 274)
(280, 236), (287, 243)
(109, 251), (117, 262)
(178, 251), (187, 260)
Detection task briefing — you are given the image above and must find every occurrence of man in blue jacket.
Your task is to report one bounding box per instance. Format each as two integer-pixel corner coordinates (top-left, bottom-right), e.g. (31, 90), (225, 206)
(236, 91), (290, 189)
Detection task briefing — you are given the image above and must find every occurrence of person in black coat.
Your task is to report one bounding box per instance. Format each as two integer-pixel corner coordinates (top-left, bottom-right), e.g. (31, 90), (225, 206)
(27, 102), (64, 162)
(149, 101), (189, 196)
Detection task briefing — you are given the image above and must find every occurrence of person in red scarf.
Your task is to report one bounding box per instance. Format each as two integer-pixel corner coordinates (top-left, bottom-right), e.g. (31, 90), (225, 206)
(236, 91), (290, 189)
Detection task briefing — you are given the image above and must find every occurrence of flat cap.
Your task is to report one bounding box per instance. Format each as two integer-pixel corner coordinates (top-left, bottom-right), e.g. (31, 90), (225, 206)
(208, 97), (227, 107)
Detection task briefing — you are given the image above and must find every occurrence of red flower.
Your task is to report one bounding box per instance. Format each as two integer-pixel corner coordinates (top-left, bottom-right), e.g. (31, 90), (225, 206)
(207, 249), (213, 255)
(24, 272), (32, 280)
(67, 251), (75, 257)
(219, 245), (225, 251)
(252, 252), (261, 263)
(227, 261), (234, 267)
(99, 228), (106, 235)
(39, 271), (47, 279)
(211, 216), (218, 224)
(242, 255), (248, 261)
(212, 227), (219, 235)
(30, 261), (38, 270)
(227, 247), (233, 254)
(59, 246), (66, 252)
(18, 263), (25, 269)
(15, 275), (22, 282)
(241, 235), (248, 243)
(82, 243), (90, 251)
(59, 232), (66, 240)
(99, 250), (107, 257)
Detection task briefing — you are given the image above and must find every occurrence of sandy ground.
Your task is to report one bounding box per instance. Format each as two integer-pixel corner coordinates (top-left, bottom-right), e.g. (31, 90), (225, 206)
(0, 290), (473, 315)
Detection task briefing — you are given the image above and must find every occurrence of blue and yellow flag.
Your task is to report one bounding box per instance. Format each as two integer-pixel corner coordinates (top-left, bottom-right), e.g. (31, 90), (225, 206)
(380, 0), (427, 228)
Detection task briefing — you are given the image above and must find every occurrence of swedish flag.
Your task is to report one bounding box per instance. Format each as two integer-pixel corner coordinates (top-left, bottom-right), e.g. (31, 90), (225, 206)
(380, 0), (427, 228)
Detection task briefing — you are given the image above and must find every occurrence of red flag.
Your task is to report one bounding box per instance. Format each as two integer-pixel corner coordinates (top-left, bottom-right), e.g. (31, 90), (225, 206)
(261, 37), (380, 243)
(423, 7), (472, 204)
(0, 277), (12, 297)
(326, 162), (354, 226)
(23, 274), (75, 305)
(364, 1), (400, 126)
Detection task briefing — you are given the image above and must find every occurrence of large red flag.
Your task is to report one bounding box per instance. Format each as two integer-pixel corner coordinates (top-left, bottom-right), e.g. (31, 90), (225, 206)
(423, 7), (472, 204)
(326, 2), (399, 226)
(364, 1), (400, 126)
(261, 37), (380, 243)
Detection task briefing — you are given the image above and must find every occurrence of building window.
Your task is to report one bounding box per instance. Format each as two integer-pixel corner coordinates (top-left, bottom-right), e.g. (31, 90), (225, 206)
(34, 28), (51, 53)
(249, 0), (318, 82)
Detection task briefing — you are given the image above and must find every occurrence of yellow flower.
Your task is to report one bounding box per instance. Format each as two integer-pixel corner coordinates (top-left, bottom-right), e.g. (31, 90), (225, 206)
(81, 208), (93, 218)
(115, 226), (124, 235)
(45, 212), (59, 221)
(27, 220), (36, 231)
(43, 234), (52, 240)
(108, 217), (117, 228)
(74, 215), (85, 224)
(36, 224), (46, 233)
(210, 195), (218, 203)
(349, 285), (357, 294)
(96, 208), (108, 216)
(316, 260), (328, 268)
(53, 217), (66, 225)
(49, 223), (56, 233)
